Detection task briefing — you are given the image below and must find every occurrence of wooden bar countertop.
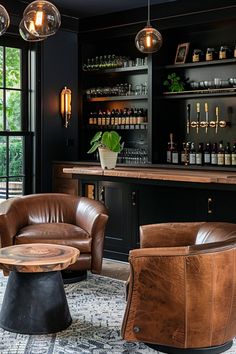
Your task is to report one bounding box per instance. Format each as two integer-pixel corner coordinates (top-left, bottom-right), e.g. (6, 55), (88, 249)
(63, 166), (236, 185)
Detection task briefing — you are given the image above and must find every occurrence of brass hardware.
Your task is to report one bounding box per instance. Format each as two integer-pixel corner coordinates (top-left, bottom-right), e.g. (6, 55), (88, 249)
(215, 106), (219, 134)
(100, 187), (105, 203)
(200, 121), (207, 128)
(219, 120), (227, 128)
(204, 102), (209, 133)
(209, 121), (216, 128)
(191, 121), (198, 128)
(207, 197), (213, 214)
(131, 191), (136, 206)
(186, 104), (191, 134)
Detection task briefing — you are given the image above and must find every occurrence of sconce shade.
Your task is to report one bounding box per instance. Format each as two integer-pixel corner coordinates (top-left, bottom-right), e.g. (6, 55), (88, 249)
(23, 0), (61, 38)
(135, 25), (162, 53)
(19, 19), (45, 41)
(60, 86), (72, 128)
(0, 5), (10, 36)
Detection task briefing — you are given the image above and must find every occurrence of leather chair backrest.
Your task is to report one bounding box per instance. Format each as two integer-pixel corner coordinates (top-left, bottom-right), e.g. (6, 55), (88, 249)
(13, 194), (80, 225)
(195, 222), (236, 245)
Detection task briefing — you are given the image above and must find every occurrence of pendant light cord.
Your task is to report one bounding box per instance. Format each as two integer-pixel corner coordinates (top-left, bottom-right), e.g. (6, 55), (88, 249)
(147, 0), (150, 26)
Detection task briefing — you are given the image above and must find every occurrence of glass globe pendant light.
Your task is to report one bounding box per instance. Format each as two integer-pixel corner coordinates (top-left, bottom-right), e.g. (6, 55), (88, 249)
(135, 0), (162, 54)
(19, 19), (45, 42)
(0, 5), (10, 36)
(23, 0), (61, 38)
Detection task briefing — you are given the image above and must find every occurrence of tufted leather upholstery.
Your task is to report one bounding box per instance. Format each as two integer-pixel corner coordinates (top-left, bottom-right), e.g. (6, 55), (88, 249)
(0, 193), (109, 273)
(122, 222), (236, 352)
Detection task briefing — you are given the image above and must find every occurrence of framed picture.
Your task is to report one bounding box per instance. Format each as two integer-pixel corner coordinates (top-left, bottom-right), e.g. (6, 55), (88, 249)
(174, 43), (190, 64)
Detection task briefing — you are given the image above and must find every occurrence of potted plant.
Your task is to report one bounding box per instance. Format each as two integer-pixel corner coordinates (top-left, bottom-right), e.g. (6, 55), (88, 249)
(87, 131), (123, 169)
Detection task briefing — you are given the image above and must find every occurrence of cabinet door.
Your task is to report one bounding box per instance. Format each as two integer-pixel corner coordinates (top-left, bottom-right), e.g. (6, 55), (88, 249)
(99, 181), (137, 261)
(207, 190), (236, 223)
(138, 185), (208, 226)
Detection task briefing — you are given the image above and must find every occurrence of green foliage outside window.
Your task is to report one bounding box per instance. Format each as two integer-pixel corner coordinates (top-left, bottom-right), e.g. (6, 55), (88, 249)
(0, 46), (23, 179)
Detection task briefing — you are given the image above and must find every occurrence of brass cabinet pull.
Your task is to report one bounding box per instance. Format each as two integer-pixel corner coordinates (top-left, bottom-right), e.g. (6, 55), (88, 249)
(100, 187), (105, 203)
(207, 197), (213, 214)
(131, 191), (136, 206)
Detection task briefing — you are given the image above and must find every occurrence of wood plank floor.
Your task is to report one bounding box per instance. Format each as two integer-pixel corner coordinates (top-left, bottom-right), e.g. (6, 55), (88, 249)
(101, 258), (130, 281)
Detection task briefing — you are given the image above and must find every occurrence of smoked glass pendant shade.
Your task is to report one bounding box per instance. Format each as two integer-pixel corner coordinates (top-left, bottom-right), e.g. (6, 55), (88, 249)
(19, 19), (45, 42)
(135, 25), (162, 53)
(0, 5), (10, 36)
(23, 0), (61, 38)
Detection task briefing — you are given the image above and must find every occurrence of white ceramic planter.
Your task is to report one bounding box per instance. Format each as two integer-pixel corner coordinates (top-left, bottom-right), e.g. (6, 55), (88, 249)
(98, 147), (118, 169)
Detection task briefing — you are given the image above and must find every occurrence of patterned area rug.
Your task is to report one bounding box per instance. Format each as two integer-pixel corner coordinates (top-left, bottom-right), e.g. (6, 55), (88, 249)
(0, 273), (235, 354)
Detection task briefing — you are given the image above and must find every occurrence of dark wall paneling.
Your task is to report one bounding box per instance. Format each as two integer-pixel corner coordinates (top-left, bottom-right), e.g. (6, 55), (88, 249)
(41, 30), (78, 192)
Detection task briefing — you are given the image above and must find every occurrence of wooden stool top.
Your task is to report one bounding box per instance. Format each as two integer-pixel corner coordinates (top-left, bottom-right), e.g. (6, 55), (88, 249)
(0, 243), (80, 273)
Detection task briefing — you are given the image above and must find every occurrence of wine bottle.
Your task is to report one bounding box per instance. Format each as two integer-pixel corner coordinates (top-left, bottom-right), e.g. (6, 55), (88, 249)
(217, 141), (225, 166)
(189, 142), (196, 165)
(232, 142), (236, 166)
(196, 143), (203, 165)
(225, 142), (231, 166)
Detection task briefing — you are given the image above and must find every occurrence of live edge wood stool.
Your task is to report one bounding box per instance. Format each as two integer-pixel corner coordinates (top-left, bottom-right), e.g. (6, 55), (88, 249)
(0, 243), (79, 334)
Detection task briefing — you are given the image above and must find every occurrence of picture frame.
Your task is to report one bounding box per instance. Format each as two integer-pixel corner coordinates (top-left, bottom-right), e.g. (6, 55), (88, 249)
(174, 43), (190, 64)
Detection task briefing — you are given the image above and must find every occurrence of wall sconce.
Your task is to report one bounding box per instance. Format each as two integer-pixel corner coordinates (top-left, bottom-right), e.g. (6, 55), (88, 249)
(60, 86), (72, 128)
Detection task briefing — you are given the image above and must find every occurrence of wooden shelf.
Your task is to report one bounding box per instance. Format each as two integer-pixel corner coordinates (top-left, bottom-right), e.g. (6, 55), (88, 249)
(161, 87), (236, 99)
(87, 95), (148, 102)
(164, 58), (236, 70)
(87, 123), (148, 130)
(83, 65), (148, 74)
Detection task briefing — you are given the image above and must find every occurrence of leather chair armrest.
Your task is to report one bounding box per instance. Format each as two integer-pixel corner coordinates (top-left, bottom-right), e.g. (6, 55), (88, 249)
(75, 197), (109, 273)
(0, 197), (27, 248)
(140, 222), (205, 248)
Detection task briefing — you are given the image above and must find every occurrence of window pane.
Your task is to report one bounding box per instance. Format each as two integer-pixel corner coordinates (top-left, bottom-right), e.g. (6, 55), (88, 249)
(9, 136), (23, 176)
(0, 89), (3, 130)
(0, 47), (3, 87)
(6, 90), (21, 131)
(9, 177), (23, 198)
(6, 47), (21, 89)
(0, 178), (6, 202)
(0, 136), (6, 176)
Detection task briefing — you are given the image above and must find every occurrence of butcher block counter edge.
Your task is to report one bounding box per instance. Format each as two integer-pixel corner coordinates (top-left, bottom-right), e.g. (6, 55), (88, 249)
(63, 166), (236, 185)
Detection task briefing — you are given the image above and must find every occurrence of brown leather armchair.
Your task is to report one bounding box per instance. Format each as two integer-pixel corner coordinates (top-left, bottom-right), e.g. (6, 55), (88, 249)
(0, 193), (108, 276)
(122, 222), (236, 354)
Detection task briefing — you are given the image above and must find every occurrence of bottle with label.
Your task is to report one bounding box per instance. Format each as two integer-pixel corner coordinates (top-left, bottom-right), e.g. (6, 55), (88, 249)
(225, 142), (231, 166)
(204, 143), (211, 165)
(189, 142), (196, 165)
(217, 141), (225, 166)
(172, 143), (179, 164)
(181, 142), (186, 165)
(211, 143), (218, 165)
(232, 142), (236, 166)
(196, 143), (203, 165)
(167, 133), (174, 163)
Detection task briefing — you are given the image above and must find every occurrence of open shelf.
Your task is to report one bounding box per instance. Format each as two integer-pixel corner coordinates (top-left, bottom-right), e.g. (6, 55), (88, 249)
(83, 65), (148, 74)
(161, 87), (236, 99)
(164, 58), (236, 70)
(87, 95), (148, 102)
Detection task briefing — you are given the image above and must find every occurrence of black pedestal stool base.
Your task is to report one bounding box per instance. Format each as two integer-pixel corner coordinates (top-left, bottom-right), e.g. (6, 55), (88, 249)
(0, 271), (72, 334)
(146, 341), (233, 354)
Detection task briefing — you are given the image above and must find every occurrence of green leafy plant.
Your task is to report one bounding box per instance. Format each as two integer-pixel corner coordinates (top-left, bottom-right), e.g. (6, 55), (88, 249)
(87, 131), (123, 154)
(163, 73), (185, 92)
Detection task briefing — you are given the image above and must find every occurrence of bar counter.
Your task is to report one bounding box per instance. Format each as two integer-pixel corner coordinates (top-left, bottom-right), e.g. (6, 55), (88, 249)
(63, 166), (236, 185)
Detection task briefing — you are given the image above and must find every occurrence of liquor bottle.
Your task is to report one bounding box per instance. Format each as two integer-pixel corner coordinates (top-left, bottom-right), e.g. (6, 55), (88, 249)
(97, 110), (102, 125)
(106, 110), (111, 126)
(225, 142), (231, 166)
(211, 143), (218, 165)
(189, 142), (196, 165)
(167, 133), (174, 163)
(232, 142), (236, 166)
(217, 141), (225, 166)
(196, 143), (203, 165)
(88, 111), (94, 125)
(181, 142), (186, 165)
(172, 143), (179, 164)
(203, 143), (211, 165)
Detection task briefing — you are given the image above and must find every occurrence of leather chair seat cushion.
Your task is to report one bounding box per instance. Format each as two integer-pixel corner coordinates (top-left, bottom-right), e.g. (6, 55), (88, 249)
(14, 223), (91, 253)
